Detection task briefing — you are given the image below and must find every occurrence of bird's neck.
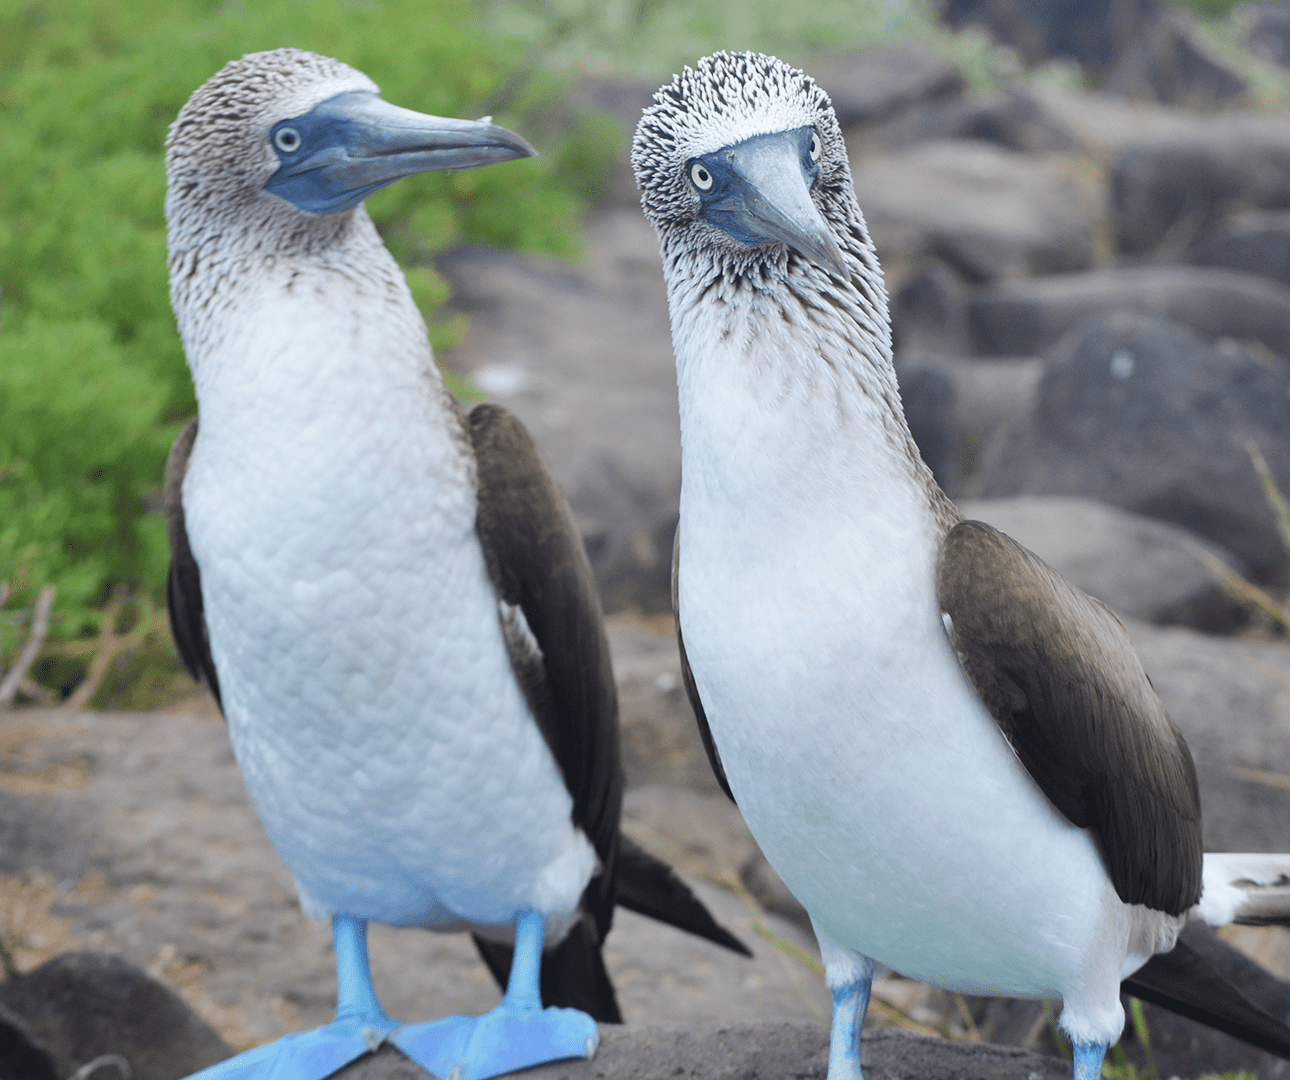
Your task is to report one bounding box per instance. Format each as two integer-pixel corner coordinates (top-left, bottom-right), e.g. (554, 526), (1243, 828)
(174, 207), (440, 414)
(667, 242), (962, 709)
(666, 243), (951, 534)
(173, 204), (470, 497)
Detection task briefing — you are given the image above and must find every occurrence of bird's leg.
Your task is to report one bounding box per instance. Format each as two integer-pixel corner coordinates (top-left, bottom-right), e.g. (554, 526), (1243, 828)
(176, 916), (400, 1079)
(813, 918), (875, 1080)
(499, 907), (544, 1011)
(394, 909), (599, 1080)
(1072, 1042), (1107, 1080)
(331, 915), (397, 1034)
(827, 974), (873, 1080)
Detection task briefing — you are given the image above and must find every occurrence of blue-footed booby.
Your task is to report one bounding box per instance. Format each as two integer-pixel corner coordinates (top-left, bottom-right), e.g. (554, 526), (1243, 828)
(632, 51), (1290, 1080)
(162, 48), (746, 1080)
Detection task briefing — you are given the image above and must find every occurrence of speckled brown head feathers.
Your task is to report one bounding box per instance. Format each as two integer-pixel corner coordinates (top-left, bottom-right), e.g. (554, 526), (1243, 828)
(166, 50), (374, 218)
(631, 51), (872, 276)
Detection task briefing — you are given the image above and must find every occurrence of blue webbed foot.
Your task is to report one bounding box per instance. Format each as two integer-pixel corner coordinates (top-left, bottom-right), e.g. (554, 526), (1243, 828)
(395, 1002), (598, 1080)
(396, 910), (598, 1080)
(184, 917), (399, 1080)
(183, 1020), (397, 1080)
(183, 911), (598, 1080)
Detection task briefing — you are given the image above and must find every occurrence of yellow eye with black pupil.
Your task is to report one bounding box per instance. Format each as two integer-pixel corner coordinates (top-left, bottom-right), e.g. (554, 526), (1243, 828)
(690, 163), (713, 191)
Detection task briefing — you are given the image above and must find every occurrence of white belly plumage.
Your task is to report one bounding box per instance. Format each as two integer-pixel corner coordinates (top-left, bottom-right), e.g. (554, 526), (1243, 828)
(675, 456), (1154, 1040)
(182, 407), (595, 935)
(682, 553), (1118, 998)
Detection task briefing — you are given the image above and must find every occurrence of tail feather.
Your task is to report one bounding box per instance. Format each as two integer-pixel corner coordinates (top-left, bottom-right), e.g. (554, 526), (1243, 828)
(473, 917), (622, 1024)
(614, 835), (751, 957)
(1123, 939), (1290, 1060)
(1199, 853), (1290, 928)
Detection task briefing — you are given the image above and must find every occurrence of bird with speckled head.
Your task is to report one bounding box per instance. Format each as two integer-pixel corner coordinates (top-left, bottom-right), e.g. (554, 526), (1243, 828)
(163, 47), (747, 1080)
(634, 50), (1290, 1080)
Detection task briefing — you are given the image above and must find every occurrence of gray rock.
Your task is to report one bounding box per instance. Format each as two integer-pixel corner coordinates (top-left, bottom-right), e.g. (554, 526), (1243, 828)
(0, 1002), (56, 1080)
(937, 0), (1245, 107)
(805, 45), (966, 128)
(438, 208), (680, 613)
(1024, 80), (1212, 160)
(1247, 2), (1290, 68)
(897, 364), (963, 497)
(0, 951), (231, 1080)
(850, 140), (1106, 288)
(879, 85), (1084, 154)
(890, 259), (971, 355)
(938, 0), (1151, 73)
(941, 357), (1044, 467)
(1186, 208), (1290, 290)
(609, 617), (725, 795)
(738, 852), (811, 938)
(978, 312), (1290, 580)
(957, 495), (1248, 633)
(1111, 114), (1290, 255)
(1128, 620), (1290, 855)
(967, 265), (1290, 361)
(1101, 4), (1247, 108)
(330, 1021), (1070, 1080)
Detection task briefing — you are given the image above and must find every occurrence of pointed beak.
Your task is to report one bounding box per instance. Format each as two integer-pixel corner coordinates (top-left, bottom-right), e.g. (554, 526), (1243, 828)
(699, 130), (847, 278)
(265, 91), (537, 215)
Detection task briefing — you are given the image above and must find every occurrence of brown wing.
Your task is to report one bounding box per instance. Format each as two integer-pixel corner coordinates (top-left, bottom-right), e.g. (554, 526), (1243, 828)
(163, 417), (222, 711)
(672, 525), (735, 804)
(467, 404), (623, 940)
(937, 519), (1201, 915)
(469, 405), (747, 965)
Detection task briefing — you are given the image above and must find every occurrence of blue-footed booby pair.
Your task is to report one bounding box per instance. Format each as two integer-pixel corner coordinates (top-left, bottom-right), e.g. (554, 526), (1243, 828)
(162, 48), (746, 1080)
(632, 51), (1290, 1080)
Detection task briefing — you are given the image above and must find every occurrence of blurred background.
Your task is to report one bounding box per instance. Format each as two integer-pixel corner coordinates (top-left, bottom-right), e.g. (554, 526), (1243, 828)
(5, 2), (1290, 1078)
(4, 0), (1290, 703)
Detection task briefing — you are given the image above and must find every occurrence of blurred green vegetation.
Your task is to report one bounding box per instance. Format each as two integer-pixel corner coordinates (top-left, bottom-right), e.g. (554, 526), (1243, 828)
(0, 0), (615, 676)
(1174, 0), (1245, 16)
(4, 0), (1284, 704)
(0, 0), (956, 702)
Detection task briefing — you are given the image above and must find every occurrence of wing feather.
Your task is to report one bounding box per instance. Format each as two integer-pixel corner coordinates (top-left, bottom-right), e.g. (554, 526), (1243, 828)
(672, 526), (735, 804)
(163, 417), (222, 711)
(467, 404), (623, 937)
(937, 520), (1201, 915)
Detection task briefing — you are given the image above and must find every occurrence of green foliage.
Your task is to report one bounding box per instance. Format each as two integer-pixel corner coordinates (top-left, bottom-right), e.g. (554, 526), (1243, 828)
(1173, 0), (1245, 16)
(0, 319), (172, 639)
(0, 0), (599, 647)
(479, 0), (930, 79)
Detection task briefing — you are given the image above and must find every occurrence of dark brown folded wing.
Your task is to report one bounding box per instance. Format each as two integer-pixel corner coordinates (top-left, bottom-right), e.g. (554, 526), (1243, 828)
(467, 404), (624, 938)
(163, 417), (222, 711)
(937, 520), (1201, 915)
(672, 526), (735, 804)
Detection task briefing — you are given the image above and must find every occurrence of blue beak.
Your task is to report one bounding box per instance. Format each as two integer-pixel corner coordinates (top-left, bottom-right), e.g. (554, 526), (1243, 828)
(692, 128), (847, 277)
(265, 91), (537, 215)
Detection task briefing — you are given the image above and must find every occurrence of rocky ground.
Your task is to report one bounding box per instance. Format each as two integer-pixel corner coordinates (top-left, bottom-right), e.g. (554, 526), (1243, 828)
(1, 611), (1289, 1079)
(9, 13), (1290, 1080)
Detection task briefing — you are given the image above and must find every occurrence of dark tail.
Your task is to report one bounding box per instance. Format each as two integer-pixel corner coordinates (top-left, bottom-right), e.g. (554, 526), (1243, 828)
(1123, 938), (1290, 1060)
(613, 835), (751, 957)
(473, 917), (622, 1024)
(472, 836), (749, 1021)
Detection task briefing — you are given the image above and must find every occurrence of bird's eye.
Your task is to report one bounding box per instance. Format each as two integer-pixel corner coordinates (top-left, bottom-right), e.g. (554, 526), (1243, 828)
(274, 127), (302, 153)
(690, 163), (714, 192)
(808, 131), (821, 163)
